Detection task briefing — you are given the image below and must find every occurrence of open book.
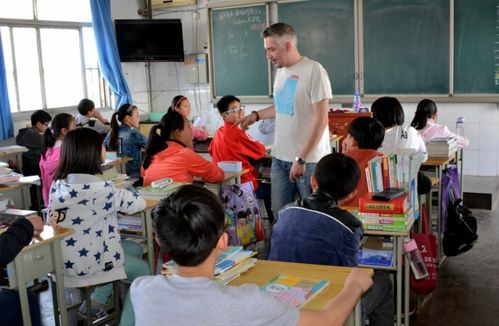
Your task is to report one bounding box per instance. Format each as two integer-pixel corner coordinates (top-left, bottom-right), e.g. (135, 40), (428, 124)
(261, 274), (329, 308)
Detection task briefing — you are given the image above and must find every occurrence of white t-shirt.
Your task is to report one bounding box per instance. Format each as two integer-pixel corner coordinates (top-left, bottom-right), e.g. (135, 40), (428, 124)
(131, 274), (300, 326)
(272, 57), (333, 163)
(379, 125), (428, 162)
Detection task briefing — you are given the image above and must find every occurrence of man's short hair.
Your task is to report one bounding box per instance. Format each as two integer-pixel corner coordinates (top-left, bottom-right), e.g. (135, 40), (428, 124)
(371, 96), (404, 128)
(348, 117), (385, 150)
(216, 95), (240, 114)
(30, 110), (52, 126)
(152, 184), (226, 267)
(77, 98), (95, 116)
(314, 153), (360, 201)
(262, 22), (297, 45)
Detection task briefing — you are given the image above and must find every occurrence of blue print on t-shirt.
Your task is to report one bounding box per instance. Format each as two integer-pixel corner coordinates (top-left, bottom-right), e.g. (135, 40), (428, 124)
(275, 77), (298, 117)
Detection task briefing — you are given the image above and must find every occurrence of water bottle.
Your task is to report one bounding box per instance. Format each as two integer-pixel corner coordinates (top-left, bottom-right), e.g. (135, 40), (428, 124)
(353, 89), (361, 112)
(403, 238), (429, 280)
(456, 117), (465, 137)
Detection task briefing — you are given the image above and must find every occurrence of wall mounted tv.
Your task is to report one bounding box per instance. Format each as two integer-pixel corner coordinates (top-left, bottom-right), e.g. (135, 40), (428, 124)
(115, 19), (184, 62)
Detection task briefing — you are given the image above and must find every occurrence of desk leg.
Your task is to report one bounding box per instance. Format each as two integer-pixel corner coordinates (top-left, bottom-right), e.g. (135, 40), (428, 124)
(436, 165), (442, 263)
(52, 242), (69, 325)
(404, 242), (410, 326)
(13, 256), (32, 326)
(144, 209), (155, 273)
(396, 236), (402, 326)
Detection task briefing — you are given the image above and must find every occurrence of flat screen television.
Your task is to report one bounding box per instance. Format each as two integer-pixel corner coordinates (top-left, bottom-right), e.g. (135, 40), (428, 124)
(115, 19), (184, 62)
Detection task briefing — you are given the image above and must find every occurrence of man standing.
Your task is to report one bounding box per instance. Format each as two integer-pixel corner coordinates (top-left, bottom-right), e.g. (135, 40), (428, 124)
(240, 22), (332, 215)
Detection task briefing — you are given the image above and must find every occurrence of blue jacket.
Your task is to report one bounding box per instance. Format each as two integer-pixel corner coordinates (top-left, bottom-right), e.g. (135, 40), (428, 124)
(269, 191), (363, 267)
(104, 125), (147, 178)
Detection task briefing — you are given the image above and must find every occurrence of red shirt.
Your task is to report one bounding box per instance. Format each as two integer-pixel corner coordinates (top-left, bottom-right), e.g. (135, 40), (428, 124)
(209, 122), (266, 190)
(142, 141), (224, 186)
(344, 148), (383, 206)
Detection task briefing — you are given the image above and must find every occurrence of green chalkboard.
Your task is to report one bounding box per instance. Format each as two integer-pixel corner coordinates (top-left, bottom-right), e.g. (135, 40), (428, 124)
(363, 0), (449, 94)
(454, 0), (499, 94)
(278, 0), (355, 95)
(211, 5), (270, 97)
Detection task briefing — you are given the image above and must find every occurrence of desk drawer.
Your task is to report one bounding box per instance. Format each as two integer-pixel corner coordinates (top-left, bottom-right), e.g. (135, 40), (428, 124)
(7, 244), (54, 288)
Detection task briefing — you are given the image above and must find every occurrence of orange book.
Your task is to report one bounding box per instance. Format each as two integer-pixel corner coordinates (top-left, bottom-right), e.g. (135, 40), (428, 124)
(381, 156), (390, 190)
(358, 192), (409, 214)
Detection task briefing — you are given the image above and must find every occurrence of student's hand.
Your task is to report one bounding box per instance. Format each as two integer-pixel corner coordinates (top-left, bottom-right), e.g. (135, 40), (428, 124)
(94, 110), (109, 124)
(344, 268), (373, 295)
(238, 112), (257, 130)
(289, 161), (305, 182)
(26, 216), (44, 236)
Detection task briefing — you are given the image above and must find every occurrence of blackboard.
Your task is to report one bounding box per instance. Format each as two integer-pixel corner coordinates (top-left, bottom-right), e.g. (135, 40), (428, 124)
(210, 5), (270, 97)
(362, 0), (450, 94)
(454, 0), (499, 94)
(278, 0), (355, 95)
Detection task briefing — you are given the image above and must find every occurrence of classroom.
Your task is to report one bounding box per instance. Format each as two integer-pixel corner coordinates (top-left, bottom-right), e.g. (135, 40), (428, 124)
(0, 0), (497, 325)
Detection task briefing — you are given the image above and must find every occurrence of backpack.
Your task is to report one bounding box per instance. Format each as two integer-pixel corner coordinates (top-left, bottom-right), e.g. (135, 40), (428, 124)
(442, 187), (478, 257)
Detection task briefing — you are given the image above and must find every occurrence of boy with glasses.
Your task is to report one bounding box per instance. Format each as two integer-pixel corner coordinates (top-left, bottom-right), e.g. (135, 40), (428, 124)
(209, 95), (266, 191)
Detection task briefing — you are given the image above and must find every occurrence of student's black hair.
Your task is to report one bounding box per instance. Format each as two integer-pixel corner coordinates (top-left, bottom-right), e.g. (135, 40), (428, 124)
(108, 104), (137, 151)
(371, 96), (405, 128)
(152, 184), (226, 267)
(54, 128), (103, 180)
(348, 117), (385, 150)
(77, 98), (95, 116)
(167, 95), (187, 114)
(411, 99), (438, 130)
(314, 153), (360, 201)
(216, 95), (240, 114)
(31, 110), (52, 126)
(142, 110), (186, 170)
(41, 113), (73, 159)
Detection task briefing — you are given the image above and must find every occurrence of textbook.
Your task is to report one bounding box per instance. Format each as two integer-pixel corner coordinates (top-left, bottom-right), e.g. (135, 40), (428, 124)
(358, 192), (409, 214)
(261, 274), (329, 308)
(138, 182), (185, 199)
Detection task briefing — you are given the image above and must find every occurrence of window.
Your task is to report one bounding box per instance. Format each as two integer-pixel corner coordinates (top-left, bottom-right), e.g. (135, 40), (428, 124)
(0, 0), (111, 113)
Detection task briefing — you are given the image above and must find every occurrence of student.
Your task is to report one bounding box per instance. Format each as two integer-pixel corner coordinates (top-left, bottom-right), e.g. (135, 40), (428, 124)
(48, 128), (149, 321)
(0, 216), (44, 325)
(411, 98), (470, 147)
(16, 109), (52, 177)
(269, 153), (394, 326)
(104, 104), (147, 180)
(168, 95), (208, 142)
(75, 98), (111, 136)
(39, 113), (76, 208)
(371, 96), (428, 162)
(142, 110), (224, 186)
(342, 117), (385, 206)
(209, 95), (267, 190)
(130, 184), (373, 326)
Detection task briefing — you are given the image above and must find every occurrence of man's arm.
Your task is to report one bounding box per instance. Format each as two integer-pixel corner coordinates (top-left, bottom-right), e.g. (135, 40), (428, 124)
(290, 99), (329, 181)
(298, 268), (373, 326)
(238, 105), (276, 130)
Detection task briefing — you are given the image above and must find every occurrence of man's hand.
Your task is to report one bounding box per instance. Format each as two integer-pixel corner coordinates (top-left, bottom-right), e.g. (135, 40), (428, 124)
(26, 216), (44, 236)
(345, 268), (373, 295)
(289, 161), (305, 182)
(238, 112), (258, 130)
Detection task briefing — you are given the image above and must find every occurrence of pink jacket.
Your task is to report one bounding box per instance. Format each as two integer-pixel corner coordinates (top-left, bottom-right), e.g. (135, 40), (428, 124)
(39, 144), (62, 207)
(419, 121), (469, 147)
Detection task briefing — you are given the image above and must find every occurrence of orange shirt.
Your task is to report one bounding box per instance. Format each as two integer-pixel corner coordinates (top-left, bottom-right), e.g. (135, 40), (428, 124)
(209, 121), (266, 190)
(142, 141), (224, 186)
(344, 148), (383, 206)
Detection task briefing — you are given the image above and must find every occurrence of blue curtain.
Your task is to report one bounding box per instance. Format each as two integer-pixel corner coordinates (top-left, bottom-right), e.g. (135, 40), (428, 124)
(0, 33), (14, 140)
(90, 0), (132, 108)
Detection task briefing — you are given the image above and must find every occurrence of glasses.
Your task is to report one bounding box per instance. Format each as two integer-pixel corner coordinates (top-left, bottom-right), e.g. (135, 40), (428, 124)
(224, 106), (245, 114)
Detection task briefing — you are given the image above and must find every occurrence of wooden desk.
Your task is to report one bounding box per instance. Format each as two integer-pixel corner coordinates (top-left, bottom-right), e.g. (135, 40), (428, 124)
(0, 145), (28, 172)
(103, 156), (132, 174)
(230, 260), (373, 326)
(5, 226), (74, 326)
(0, 176), (40, 210)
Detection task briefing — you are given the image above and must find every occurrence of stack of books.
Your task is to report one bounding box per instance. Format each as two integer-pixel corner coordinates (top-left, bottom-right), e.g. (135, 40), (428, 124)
(117, 213), (143, 236)
(425, 137), (458, 158)
(162, 246), (257, 284)
(137, 182), (184, 199)
(357, 192), (414, 232)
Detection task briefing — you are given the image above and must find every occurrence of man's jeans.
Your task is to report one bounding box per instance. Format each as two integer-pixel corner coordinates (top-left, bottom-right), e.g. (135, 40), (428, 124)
(271, 157), (316, 217)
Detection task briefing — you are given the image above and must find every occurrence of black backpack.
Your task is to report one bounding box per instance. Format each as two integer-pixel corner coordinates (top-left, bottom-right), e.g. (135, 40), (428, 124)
(442, 189), (478, 257)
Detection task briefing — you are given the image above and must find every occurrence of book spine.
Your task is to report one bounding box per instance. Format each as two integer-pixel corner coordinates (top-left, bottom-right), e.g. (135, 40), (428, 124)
(359, 200), (406, 214)
(382, 156), (390, 190)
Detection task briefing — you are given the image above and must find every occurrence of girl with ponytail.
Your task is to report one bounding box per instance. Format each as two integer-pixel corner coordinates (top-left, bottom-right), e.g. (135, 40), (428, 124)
(411, 99), (469, 147)
(141, 110), (224, 186)
(168, 95), (208, 141)
(39, 113), (76, 207)
(104, 104), (147, 180)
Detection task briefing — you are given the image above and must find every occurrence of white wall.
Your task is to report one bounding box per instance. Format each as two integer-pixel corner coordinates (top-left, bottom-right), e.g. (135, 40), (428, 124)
(111, 0), (499, 177)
